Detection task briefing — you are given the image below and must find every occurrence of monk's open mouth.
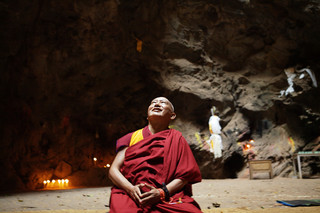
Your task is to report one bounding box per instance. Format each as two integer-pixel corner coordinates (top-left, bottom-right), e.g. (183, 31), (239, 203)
(152, 108), (162, 112)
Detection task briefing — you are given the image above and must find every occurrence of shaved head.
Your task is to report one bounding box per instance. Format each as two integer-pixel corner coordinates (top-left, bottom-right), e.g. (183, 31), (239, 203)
(147, 97), (176, 123)
(153, 97), (174, 112)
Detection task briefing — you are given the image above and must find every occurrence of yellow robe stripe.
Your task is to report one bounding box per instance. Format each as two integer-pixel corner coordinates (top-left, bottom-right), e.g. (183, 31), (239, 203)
(129, 128), (144, 147)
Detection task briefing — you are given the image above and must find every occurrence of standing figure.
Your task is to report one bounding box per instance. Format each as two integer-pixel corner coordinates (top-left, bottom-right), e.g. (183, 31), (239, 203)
(108, 97), (202, 213)
(207, 106), (223, 158)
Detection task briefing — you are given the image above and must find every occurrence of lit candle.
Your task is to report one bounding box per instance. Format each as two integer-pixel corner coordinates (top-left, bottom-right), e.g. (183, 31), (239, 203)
(93, 157), (97, 166)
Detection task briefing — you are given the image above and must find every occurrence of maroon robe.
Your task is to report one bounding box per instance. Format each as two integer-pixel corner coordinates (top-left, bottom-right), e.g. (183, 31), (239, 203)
(109, 127), (202, 213)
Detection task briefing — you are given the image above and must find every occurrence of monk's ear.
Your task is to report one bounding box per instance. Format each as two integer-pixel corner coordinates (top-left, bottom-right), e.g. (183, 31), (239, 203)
(170, 112), (176, 120)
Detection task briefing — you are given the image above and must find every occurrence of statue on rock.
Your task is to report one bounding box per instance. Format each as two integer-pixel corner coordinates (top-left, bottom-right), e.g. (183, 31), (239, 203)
(207, 106), (223, 158)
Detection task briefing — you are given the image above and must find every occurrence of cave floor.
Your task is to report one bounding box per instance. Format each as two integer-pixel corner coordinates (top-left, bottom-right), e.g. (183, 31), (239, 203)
(1, 178), (320, 213)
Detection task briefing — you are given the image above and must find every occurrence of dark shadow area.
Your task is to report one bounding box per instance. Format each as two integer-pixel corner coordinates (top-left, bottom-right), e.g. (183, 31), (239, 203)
(223, 152), (245, 178)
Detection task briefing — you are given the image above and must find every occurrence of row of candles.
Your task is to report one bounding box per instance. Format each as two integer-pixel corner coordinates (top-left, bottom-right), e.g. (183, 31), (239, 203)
(43, 179), (69, 188)
(43, 157), (110, 189)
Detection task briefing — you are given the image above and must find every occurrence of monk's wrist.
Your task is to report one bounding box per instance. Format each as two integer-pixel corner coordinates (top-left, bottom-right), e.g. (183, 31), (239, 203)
(125, 184), (135, 195)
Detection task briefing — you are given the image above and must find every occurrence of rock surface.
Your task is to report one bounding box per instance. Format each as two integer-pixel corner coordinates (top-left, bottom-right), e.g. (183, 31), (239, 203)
(0, 0), (320, 190)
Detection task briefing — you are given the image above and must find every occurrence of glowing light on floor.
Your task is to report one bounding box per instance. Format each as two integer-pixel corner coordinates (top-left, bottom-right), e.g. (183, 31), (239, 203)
(43, 179), (69, 189)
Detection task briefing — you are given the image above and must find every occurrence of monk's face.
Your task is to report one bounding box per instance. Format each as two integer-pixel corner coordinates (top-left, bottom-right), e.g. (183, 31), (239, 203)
(147, 97), (176, 121)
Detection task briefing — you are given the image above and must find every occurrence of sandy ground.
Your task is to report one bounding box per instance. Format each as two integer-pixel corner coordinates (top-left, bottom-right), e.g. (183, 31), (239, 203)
(0, 178), (320, 213)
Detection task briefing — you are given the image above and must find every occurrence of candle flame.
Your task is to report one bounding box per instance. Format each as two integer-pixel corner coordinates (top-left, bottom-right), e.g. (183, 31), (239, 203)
(93, 157), (97, 161)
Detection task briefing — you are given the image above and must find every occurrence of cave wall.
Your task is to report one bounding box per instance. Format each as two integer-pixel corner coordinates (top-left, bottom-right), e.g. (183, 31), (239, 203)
(1, 0), (320, 191)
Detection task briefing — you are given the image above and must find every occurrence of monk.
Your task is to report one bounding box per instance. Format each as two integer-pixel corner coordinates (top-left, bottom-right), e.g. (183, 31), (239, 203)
(108, 97), (202, 213)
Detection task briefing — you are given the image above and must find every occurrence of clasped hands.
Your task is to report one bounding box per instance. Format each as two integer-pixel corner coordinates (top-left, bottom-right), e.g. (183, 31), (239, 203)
(128, 183), (161, 207)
